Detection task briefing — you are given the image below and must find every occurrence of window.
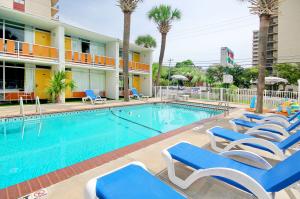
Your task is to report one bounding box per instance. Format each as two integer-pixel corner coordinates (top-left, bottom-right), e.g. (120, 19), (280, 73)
(119, 74), (124, 90)
(119, 49), (123, 58)
(5, 22), (25, 41)
(4, 63), (25, 90)
(81, 40), (90, 53)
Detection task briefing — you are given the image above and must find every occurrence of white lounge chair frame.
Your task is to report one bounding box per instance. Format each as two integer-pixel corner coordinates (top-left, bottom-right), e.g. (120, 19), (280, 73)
(162, 141), (279, 199)
(206, 126), (286, 160)
(243, 113), (291, 128)
(85, 161), (146, 199)
(83, 96), (106, 105)
(229, 119), (291, 137)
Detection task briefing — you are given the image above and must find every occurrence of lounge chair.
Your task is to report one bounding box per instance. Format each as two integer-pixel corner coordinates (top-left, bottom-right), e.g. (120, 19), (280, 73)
(206, 126), (300, 159)
(85, 162), (186, 199)
(131, 88), (142, 99)
(243, 111), (300, 125)
(162, 142), (300, 199)
(83, 90), (106, 104)
(230, 118), (300, 137)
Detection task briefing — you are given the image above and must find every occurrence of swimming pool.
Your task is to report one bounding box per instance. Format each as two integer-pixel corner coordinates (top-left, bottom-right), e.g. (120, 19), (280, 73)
(0, 103), (222, 189)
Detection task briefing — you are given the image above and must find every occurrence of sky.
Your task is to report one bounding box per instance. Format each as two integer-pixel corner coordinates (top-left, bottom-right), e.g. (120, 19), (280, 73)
(59, 0), (259, 67)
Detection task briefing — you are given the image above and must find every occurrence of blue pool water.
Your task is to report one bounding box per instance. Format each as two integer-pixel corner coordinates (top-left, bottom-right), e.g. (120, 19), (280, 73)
(0, 103), (222, 189)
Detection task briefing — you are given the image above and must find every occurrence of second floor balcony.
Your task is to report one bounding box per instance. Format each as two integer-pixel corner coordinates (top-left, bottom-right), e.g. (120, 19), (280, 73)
(0, 39), (58, 61)
(65, 51), (115, 68)
(119, 59), (150, 73)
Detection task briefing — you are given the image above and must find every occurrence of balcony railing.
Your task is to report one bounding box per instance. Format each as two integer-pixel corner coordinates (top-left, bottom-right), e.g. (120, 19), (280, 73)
(0, 39), (58, 61)
(119, 59), (150, 72)
(65, 51), (115, 68)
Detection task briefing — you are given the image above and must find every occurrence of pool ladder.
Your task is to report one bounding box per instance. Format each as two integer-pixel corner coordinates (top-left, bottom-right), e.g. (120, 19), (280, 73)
(20, 97), (43, 139)
(217, 101), (230, 116)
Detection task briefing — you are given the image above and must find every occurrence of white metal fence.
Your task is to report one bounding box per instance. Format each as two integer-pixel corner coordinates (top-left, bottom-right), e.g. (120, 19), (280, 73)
(154, 86), (299, 108)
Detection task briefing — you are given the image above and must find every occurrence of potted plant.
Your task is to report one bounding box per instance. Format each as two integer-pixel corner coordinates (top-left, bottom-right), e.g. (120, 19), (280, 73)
(47, 71), (75, 103)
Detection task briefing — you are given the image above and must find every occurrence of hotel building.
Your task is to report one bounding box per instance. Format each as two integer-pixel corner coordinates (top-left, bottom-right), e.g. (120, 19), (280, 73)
(252, 0), (300, 71)
(0, 0), (153, 102)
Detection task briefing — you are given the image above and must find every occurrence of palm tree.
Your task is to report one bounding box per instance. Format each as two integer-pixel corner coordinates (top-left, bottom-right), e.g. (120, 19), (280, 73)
(47, 71), (75, 103)
(240, 0), (278, 113)
(148, 5), (181, 86)
(117, 0), (143, 101)
(135, 35), (157, 48)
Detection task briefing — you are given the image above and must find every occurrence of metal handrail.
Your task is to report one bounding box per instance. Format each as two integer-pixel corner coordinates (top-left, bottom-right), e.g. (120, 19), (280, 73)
(20, 97), (25, 116)
(35, 96), (42, 116)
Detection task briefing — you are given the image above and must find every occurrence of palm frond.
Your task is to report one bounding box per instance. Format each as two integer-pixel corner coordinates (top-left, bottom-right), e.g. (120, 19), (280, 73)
(117, 0), (143, 12)
(148, 4), (182, 34)
(47, 71), (76, 103)
(247, 0), (279, 16)
(135, 35), (157, 48)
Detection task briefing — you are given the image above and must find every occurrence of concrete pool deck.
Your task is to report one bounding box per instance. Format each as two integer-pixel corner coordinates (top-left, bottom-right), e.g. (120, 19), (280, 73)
(0, 100), (299, 199)
(45, 108), (299, 199)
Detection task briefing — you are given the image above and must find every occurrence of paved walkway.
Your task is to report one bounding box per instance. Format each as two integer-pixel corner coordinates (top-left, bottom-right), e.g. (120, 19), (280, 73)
(0, 99), (159, 118)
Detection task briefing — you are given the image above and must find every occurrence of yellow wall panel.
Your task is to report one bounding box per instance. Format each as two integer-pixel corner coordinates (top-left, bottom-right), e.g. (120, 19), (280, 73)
(65, 37), (72, 51)
(65, 71), (73, 98)
(35, 31), (51, 46)
(133, 52), (140, 62)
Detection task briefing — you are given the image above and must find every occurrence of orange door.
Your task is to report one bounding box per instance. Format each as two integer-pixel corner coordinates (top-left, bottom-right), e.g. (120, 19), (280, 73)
(35, 69), (51, 99)
(133, 75), (141, 92)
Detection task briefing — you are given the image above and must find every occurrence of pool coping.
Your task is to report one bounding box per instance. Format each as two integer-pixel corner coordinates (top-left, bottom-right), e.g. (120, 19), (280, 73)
(0, 102), (229, 199)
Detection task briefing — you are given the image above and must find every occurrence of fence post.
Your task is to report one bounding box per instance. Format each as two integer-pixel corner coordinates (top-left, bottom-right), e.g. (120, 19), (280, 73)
(220, 88), (223, 101)
(237, 88), (240, 103)
(207, 91), (210, 101)
(160, 86), (162, 101)
(167, 86), (169, 99)
(154, 86), (157, 98)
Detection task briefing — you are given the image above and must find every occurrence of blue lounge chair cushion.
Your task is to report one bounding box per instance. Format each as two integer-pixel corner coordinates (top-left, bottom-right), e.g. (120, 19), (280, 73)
(286, 119), (300, 132)
(232, 119), (285, 135)
(250, 96), (256, 109)
(244, 113), (265, 121)
(277, 130), (300, 150)
(131, 88), (141, 97)
(168, 142), (266, 193)
(209, 127), (279, 153)
(288, 111), (300, 122)
(168, 142), (300, 193)
(261, 149), (300, 192)
(245, 111), (300, 123)
(85, 90), (97, 100)
(96, 164), (185, 199)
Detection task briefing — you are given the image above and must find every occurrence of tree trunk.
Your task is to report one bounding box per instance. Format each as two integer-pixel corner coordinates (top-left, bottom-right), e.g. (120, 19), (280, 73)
(256, 14), (270, 113)
(123, 12), (131, 102)
(156, 33), (167, 86)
